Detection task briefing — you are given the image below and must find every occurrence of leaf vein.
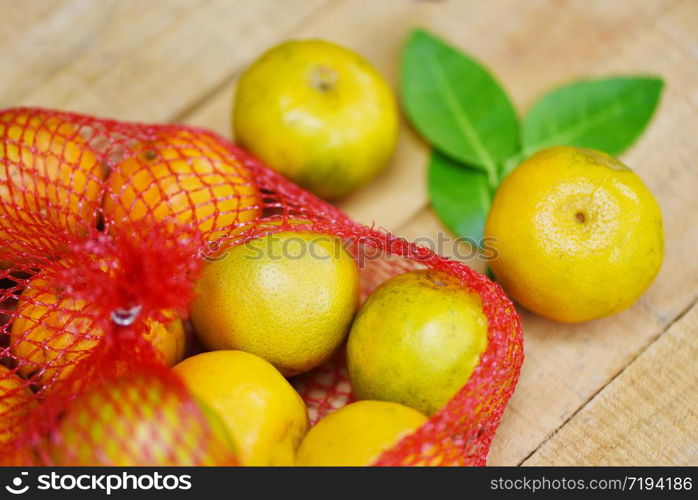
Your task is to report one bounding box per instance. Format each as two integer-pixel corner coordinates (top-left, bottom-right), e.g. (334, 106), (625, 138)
(424, 56), (497, 178)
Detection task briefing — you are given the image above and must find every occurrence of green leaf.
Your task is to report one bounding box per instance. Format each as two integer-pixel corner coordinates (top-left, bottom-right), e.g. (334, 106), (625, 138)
(401, 29), (519, 187)
(428, 150), (491, 245)
(522, 76), (663, 156)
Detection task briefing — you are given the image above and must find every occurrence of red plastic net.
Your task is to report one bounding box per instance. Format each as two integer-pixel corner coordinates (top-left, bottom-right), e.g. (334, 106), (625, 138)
(0, 107), (523, 466)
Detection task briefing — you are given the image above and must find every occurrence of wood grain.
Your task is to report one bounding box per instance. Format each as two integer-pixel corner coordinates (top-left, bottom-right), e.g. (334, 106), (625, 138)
(493, 0), (698, 464)
(524, 302), (698, 466)
(0, 0), (107, 105)
(0, 0), (328, 121)
(1, 0), (695, 466)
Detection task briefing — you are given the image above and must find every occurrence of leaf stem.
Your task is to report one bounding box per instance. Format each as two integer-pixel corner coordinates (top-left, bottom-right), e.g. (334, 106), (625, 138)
(486, 166), (498, 190)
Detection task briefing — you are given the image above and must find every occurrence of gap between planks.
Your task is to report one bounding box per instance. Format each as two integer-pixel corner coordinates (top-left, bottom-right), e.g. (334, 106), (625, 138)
(518, 295), (698, 465)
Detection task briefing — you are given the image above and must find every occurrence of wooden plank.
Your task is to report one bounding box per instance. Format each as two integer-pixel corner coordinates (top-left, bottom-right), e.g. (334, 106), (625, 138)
(392, 0), (698, 465)
(0, 0), (109, 105)
(396, 207), (488, 274)
(524, 302), (698, 466)
(3, 0), (328, 121)
(183, 0), (675, 231)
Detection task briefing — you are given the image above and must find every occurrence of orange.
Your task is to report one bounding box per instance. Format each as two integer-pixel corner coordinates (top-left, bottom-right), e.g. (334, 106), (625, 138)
(0, 365), (35, 447)
(103, 129), (259, 241)
(234, 39), (398, 199)
(347, 270), (488, 416)
(190, 231), (360, 376)
(50, 373), (237, 466)
(173, 350), (309, 466)
(485, 146), (664, 322)
(10, 274), (186, 388)
(295, 401), (426, 466)
(0, 110), (104, 260)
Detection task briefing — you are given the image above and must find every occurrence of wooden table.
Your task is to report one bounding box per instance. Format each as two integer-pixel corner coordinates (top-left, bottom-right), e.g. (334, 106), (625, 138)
(2, 0), (696, 466)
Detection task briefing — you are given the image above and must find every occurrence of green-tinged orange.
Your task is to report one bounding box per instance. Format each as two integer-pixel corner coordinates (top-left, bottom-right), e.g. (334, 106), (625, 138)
(234, 39), (398, 199)
(191, 231), (359, 376)
(347, 269), (488, 415)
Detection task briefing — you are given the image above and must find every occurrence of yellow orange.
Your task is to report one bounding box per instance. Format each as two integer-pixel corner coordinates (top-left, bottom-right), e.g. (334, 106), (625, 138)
(0, 365), (35, 447)
(295, 401), (426, 466)
(234, 39), (398, 199)
(190, 231), (359, 376)
(485, 146), (664, 322)
(173, 350), (309, 466)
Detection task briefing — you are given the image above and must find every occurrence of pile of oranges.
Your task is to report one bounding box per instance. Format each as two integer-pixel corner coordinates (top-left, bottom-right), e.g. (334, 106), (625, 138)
(0, 108), (491, 466)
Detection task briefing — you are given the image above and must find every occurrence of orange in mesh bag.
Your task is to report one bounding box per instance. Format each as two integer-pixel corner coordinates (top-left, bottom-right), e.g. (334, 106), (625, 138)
(0, 107), (523, 466)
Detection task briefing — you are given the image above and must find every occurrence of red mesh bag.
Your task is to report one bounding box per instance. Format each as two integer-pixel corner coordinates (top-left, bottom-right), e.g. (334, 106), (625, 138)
(0, 107), (523, 466)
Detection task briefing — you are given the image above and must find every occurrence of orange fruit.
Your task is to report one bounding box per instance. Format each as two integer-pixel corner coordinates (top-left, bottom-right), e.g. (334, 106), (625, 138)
(0, 110), (104, 260)
(190, 231), (360, 376)
(234, 39), (398, 199)
(10, 274), (186, 389)
(0, 365), (35, 447)
(347, 270), (488, 415)
(50, 373), (237, 466)
(103, 129), (259, 241)
(485, 146), (664, 322)
(173, 350), (309, 466)
(295, 400), (426, 466)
